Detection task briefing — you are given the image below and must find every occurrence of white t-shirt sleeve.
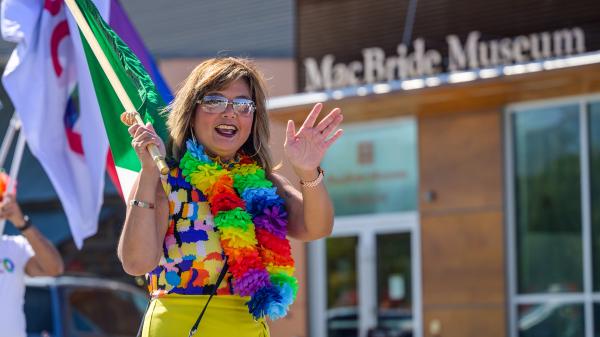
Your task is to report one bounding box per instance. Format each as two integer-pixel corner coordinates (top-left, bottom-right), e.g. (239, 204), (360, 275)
(0, 235), (35, 337)
(11, 235), (34, 267)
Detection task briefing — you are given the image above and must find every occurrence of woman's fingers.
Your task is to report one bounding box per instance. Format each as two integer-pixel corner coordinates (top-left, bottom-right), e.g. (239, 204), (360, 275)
(142, 133), (160, 146)
(131, 128), (159, 154)
(127, 124), (139, 136)
(325, 129), (344, 148)
(129, 122), (158, 138)
(286, 104), (343, 162)
(316, 108), (342, 133)
(286, 119), (297, 142)
(133, 135), (160, 151)
(131, 132), (151, 146)
(134, 124), (152, 138)
(317, 111), (343, 139)
(298, 103), (323, 133)
(131, 125), (158, 144)
(135, 129), (157, 141)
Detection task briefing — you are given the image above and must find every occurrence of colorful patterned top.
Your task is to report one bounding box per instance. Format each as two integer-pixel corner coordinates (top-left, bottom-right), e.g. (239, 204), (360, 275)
(146, 166), (233, 298)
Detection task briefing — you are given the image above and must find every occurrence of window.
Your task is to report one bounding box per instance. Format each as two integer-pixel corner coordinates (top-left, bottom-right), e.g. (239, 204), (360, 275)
(375, 233), (413, 336)
(589, 102), (600, 292)
(326, 236), (359, 337)
(513, 104), (582, 294)
(321, 119), (418, 216)
(508, 96), (600, 337)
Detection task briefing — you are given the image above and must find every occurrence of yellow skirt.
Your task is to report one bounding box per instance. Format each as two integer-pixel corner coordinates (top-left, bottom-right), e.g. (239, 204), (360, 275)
(141, 294), (270, 337)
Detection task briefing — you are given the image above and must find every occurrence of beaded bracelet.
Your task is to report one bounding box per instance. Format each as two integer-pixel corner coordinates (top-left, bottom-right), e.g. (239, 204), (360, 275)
(300, 167), (325, 188)
(129, 199), (155, 209)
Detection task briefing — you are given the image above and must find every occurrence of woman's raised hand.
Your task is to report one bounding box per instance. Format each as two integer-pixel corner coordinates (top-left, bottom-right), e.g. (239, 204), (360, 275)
(284, 103), (343, 175)
(128, 122), (166, 174)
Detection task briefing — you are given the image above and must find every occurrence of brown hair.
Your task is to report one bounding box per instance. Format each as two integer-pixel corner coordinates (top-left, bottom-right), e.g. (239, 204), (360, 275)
(163, 57), (272, 173)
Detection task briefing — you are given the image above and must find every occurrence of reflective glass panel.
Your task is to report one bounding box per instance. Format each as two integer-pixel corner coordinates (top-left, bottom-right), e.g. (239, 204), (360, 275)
(326, 236), (359, 337)
(588, 102), (600, 291)
(513, 105), (582, 294)
(518, 303), (584, 337)
(592, 303), (600, 337)
(322, 119), (418, 216)
(373, 233), (412, 337)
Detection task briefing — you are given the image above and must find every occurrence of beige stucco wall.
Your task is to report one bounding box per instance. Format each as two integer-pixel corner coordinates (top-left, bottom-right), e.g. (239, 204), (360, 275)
(158, 58), (297, 97)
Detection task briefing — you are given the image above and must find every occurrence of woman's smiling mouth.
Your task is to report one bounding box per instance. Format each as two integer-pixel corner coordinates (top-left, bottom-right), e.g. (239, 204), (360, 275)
(215, 124), (238, 137)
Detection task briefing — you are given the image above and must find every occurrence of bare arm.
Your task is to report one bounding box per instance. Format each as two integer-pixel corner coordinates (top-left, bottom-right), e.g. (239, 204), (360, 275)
(117, 171), (169, 276)
(23, 226), (64, 277)
(0, 193), (64, 276)
(270, 171), (334, 241)
(280, 103), (344, 241)
(117, 122), (169, 276)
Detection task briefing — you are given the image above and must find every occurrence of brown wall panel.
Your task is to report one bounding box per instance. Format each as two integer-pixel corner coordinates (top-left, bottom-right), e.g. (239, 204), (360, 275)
(421, 211), (506, 305)
(418, 107), (506, 336)
(419, 110), (503, 213)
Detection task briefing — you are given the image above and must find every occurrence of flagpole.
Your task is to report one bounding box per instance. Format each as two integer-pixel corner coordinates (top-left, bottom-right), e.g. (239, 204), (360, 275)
(0, 114), (21, 234)
(63, 0), (168, 175)
(0, 129), (26, 234)
(0, 114), (19, 168)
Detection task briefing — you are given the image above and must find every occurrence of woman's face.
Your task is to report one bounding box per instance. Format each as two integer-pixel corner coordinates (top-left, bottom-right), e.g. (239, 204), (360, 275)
(193, 78), (254, 161)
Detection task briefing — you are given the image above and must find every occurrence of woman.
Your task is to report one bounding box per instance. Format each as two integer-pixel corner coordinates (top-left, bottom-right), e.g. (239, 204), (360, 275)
(118, 57), (343, 337)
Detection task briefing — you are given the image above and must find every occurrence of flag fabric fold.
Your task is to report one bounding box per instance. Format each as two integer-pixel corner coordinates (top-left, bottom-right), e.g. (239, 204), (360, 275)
(67, 0), (168, 201)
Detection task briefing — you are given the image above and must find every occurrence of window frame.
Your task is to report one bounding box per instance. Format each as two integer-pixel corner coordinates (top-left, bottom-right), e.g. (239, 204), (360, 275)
(308, 211), (422, 337)
(505, 93), (600, 337)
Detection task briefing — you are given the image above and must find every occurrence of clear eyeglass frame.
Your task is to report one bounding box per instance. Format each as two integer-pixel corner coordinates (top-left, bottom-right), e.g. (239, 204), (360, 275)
(198, 95), (256, 116)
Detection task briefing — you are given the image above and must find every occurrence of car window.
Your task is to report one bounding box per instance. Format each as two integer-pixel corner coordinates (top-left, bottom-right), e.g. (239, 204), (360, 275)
(24, 286), (54, 336)
(67, 287), (146, 336)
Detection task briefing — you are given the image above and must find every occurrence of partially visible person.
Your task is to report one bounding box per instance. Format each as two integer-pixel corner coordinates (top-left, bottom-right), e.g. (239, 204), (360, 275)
(118, 57), (343, 337)
(0, 192), (64, 337)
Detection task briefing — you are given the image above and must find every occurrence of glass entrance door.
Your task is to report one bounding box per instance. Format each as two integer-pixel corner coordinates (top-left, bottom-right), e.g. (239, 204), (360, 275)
(326, 236), (359, 337)
(309, 213), (422, 337)
(375, 233), (413, 336)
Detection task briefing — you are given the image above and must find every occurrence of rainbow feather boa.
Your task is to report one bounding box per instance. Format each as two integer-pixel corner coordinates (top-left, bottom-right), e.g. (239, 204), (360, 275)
(179, 139), (298, 320)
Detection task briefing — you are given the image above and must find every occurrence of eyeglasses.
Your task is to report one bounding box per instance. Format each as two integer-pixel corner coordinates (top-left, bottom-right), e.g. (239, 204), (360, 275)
(198, 95), (256, 116)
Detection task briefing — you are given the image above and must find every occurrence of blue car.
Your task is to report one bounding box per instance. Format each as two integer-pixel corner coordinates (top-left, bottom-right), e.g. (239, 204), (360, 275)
(24, 276), (149, 337)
